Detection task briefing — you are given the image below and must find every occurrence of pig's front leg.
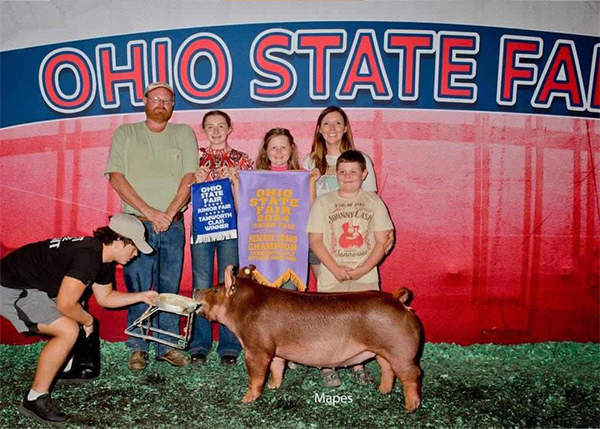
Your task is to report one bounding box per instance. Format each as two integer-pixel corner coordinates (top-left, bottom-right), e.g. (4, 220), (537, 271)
(267, 357), (286, 389)
(242, 351), (271, 403)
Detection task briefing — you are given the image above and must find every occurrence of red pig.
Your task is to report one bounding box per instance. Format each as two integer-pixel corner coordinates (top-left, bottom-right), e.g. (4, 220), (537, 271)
(193, 265), (423, 412)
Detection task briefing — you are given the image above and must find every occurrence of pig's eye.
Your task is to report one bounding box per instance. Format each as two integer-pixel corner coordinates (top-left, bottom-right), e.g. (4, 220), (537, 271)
(210, 287), (222, 295)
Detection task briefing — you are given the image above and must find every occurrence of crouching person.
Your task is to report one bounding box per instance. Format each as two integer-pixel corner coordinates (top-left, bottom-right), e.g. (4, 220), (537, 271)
(0, 214), (158, 425)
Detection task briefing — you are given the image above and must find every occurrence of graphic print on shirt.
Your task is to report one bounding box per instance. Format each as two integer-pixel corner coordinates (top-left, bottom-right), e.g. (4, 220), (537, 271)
(49, 236), (85, 249)
(339, 222), (364, 248)
(315, 163), (338, 194)
(327, 200), (373, 266)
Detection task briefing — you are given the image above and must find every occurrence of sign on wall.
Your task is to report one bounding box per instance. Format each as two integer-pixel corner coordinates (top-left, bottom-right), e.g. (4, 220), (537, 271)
(1, 21), (598, 128)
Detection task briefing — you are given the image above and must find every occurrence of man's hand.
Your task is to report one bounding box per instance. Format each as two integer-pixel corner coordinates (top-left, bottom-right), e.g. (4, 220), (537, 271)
(146, 208), (172, 233)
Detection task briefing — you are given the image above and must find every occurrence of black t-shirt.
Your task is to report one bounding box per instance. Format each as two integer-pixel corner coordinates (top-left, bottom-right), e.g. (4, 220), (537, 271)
(0, 236), (115, 298)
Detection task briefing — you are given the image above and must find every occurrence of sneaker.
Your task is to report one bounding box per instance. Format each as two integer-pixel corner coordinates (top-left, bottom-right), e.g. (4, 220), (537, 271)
(321, 369), (342, 388)
(19, 393), (67, 425)
(191, 353), (207, 366)
(128, 350), (148, 372)
(220, 355), (237, 366)
(352, 368), (374, 385)
(156, 350), (190, 367)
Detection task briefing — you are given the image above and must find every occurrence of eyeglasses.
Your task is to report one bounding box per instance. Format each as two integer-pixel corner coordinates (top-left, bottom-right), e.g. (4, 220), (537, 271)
(147, 96), (174, 105)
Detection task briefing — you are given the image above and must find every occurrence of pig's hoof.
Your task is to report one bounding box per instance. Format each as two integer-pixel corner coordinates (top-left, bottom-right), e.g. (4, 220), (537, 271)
(405, 398), (421, 413)
(378, 384), (393, 395)
(242, 393), (258, 403)
(267, 381), (282, 390)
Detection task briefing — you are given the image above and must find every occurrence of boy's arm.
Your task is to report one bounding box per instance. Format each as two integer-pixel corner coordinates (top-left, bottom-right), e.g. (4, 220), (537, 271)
(348, 229), (392, 280)
(56, 276), (93, 327)
(92, 282), (158, 308)
(309, 232), (350, 283)
(384, 229), (395, 254)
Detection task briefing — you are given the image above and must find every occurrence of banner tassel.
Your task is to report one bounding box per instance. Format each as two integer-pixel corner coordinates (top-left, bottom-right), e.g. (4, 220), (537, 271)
(252, 268), (307, 292)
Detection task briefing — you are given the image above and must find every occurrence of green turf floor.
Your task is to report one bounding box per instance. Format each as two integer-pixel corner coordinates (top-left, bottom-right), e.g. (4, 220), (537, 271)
(1, 341), (598, 428)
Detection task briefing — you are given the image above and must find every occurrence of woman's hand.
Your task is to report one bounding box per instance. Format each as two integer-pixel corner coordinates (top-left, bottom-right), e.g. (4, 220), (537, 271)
(309, 168), (321, 183)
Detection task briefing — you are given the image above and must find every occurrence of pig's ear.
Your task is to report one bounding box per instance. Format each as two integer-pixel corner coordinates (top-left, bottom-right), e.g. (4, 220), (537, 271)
(224, 265), (238, 297)
(224, 265), (236, 289)
(225, 283), (236, 297)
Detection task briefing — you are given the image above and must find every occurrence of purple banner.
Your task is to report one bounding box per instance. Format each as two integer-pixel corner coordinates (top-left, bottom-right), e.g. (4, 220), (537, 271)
(237, 170), (310, 290)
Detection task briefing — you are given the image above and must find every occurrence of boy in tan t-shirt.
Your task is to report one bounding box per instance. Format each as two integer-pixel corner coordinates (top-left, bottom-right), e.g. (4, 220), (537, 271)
(306, 150), (394, 387)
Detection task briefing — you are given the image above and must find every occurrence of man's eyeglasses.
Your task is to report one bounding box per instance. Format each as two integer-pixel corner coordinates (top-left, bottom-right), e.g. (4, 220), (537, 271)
(147, 96), (174, 105)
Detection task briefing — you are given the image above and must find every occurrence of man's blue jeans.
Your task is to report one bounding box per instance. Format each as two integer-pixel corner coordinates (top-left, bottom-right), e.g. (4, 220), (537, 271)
(124, 219), (185, 357)
(189, 238), (242, 358)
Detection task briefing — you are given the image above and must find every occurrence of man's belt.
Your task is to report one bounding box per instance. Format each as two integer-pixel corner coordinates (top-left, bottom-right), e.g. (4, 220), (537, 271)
(136, 212), (183, 223)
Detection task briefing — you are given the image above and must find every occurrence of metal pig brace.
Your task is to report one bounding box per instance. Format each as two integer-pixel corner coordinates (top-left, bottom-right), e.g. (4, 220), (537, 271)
(124, 293), (198, 350)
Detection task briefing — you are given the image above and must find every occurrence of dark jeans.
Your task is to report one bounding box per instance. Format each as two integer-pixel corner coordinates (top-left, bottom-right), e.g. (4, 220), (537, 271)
(281, 280), (297, 290)
(124, 219), (185, 357)
(189, 238), (242, 358)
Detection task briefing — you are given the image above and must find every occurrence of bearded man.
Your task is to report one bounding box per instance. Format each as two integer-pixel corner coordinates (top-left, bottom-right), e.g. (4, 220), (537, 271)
(104, 82), (198, 371)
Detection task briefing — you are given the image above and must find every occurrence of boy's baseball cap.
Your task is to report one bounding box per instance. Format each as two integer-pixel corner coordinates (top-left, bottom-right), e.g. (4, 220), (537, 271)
(144, 82), (174, 96)
(108, 214), (153, 254)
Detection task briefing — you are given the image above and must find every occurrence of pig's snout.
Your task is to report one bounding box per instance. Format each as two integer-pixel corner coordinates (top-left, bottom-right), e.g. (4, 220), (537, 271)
(193, 289), (207, 314)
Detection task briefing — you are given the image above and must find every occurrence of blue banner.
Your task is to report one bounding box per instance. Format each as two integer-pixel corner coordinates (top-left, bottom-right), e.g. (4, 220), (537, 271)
(191, 179), (237, 244)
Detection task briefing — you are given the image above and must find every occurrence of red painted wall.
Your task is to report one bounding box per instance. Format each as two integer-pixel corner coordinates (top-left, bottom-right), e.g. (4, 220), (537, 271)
(1, 109), (598, 345)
